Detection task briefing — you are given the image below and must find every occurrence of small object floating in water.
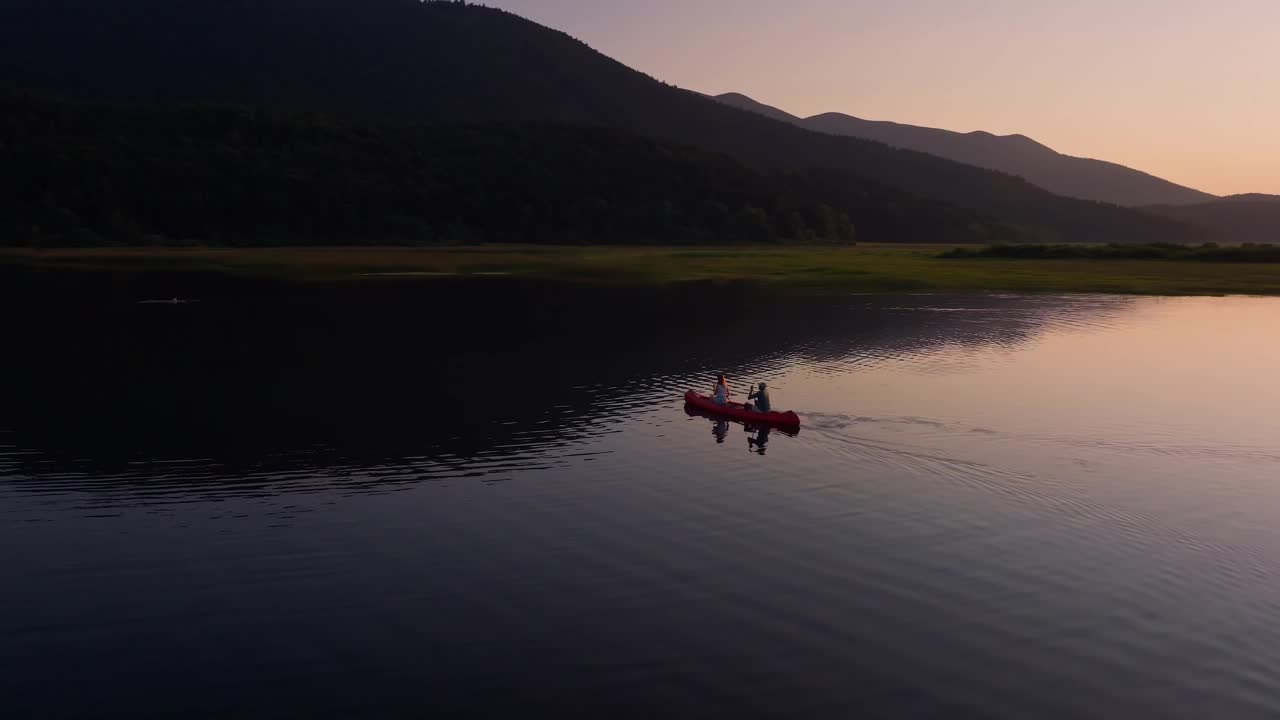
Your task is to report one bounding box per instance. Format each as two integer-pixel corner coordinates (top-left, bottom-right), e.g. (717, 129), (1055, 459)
(138, 297), (198, 305)
(683, 390), (800, 430)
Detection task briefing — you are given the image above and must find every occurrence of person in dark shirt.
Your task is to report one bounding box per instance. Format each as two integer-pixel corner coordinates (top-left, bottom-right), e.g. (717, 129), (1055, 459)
(746, 383), (771, 413)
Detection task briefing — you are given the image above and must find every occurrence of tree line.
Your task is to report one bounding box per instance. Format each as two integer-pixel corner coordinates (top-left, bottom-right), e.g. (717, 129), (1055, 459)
(941, 243), (1280, 262)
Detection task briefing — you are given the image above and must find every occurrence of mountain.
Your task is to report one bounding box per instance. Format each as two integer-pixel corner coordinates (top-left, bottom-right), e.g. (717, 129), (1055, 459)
(1201, 194), (1280, 204)
(2, 91), (1011, 247)
(715, 93), (1215, 208)
(1144, 195), (1280, 244)
(711, 93), (800, 124)
(0, 0), (1198, 243)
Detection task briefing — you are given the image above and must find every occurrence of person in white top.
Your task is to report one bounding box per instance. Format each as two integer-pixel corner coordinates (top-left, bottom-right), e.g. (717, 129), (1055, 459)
(711, 374), (730, 405)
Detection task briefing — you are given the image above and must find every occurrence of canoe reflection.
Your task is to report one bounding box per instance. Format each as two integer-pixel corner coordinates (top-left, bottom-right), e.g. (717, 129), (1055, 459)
(684, 404), (799, 455)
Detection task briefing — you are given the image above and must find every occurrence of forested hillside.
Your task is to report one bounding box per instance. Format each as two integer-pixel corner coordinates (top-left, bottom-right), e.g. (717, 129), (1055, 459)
(1, 93), (1016, 247)
(0, 0), (1198, 243)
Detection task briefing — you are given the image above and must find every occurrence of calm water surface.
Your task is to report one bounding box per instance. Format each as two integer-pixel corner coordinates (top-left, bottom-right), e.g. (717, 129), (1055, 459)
(4, 281), (1280, 718)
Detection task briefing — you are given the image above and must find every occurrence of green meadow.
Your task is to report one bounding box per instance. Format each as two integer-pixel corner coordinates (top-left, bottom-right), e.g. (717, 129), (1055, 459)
(7, 244), (1280, 296)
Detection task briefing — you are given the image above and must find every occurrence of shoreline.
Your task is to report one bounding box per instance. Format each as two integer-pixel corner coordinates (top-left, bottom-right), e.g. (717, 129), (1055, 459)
(5, 244), (1280, 297)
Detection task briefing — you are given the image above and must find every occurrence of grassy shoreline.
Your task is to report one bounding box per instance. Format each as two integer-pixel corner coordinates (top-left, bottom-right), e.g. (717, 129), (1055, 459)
(6, 244), (1280, 296)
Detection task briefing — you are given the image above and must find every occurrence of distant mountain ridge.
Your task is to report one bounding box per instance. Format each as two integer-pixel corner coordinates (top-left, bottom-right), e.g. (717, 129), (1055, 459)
(0, 0), (1199, 243)
(1145, 195), (1280, 243)
(714, 92), (1215, 208)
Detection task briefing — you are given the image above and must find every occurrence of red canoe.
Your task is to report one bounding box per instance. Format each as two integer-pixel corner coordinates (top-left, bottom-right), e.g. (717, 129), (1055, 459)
(683, 390), (800, 430)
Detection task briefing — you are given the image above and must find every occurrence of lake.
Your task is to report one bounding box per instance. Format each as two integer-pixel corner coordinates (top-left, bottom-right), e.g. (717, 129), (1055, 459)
(4, 278), (1280, 719)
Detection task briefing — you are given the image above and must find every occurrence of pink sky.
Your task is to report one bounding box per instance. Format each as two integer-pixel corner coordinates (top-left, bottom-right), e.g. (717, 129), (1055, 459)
(487, 0), (1279, 196)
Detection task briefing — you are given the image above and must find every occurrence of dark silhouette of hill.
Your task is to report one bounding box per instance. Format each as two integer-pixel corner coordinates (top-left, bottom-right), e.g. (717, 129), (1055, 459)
(2, 91), (1013, 247)
(711, 93), (800, 124)
(0, 0), (1197, 243)
(1144, 195), (1280, 244)
(714, 93), (1215, 208)
(1206, 194), (1280, 204)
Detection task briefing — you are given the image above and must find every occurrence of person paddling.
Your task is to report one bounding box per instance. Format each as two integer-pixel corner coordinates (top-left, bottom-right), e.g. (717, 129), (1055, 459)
(711, 374), (730, 405)
(746, 382), (771, 413)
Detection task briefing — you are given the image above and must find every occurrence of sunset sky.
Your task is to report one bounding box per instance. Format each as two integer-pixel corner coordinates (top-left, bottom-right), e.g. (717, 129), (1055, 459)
(487, 0), (1279, 197)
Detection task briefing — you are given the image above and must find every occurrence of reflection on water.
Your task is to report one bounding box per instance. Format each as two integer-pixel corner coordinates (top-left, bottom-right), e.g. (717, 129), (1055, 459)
(4, 276), (1280, 719)
(748, 425), (770, 455)
(684, 404), (793, 456)
(2, 279), (1132, 496)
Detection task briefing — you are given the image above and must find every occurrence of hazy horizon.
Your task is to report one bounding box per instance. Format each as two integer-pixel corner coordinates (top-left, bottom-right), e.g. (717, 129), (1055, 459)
(485, 0), (1279, 197)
